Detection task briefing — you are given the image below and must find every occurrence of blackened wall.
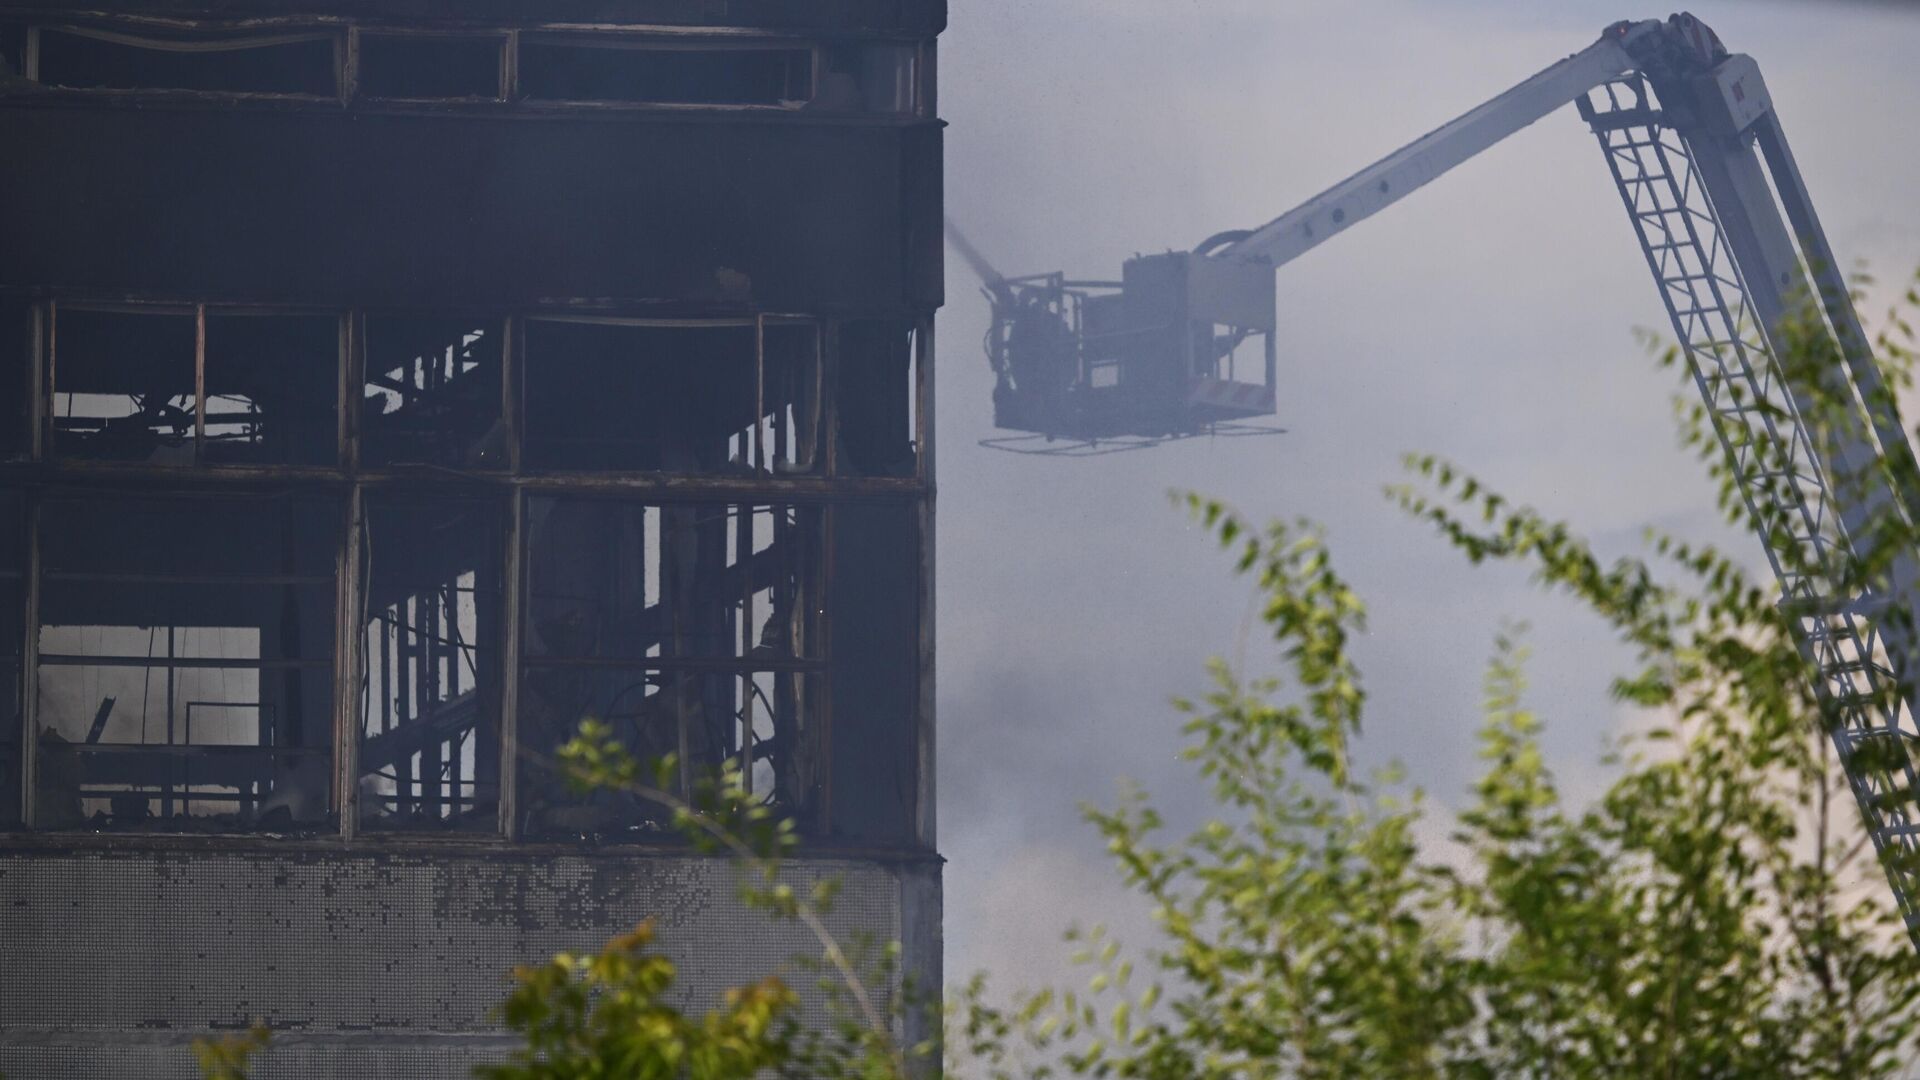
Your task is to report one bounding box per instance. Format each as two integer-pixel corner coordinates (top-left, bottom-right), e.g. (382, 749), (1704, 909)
(0, 108), (942, 312)
(0, 0), (945, 33)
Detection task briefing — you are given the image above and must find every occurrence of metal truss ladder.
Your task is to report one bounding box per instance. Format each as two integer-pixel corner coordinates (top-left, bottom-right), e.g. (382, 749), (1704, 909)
(1582, 76), (1920, 938)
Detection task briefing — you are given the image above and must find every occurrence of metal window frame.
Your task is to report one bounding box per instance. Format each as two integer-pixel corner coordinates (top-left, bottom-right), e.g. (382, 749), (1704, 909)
(27, 21), (347, 101)
(516, 312), (825, 480)
(511, 493), (832, 826)
(356, 311), (510, 474)
(513, 31), (822, 110)
(2, 296), (928, 849)
(22, 486), (348, 830)
(347, 26), (511, 104)
(350, 487), (510, 835)
(44, 301), (348, 470)
(3, 15), (940, 124)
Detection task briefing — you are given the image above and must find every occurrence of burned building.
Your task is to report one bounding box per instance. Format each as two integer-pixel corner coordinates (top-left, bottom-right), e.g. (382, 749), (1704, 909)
(0, 1), (942, 1074)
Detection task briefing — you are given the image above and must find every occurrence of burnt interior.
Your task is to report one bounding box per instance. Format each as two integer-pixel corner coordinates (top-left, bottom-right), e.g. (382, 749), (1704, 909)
(37, 26), (339, 95)
(838, 319), (917, 477)
(816, 41), (916, 113)
(51, 308), (198, 463)
(202, 312), (340, 466)
(523, 320), (820, 474)
(517, 497), (821, 838)
(0, 298), (28, 460)
(0, 20), (23, 77)
(519, 39), (813, 105)
(357, 32), (502, 99)
(50, 308), (340, 467)
(360, 495), (503, 831)
(0, 490), (19, 828)
(362, 315), (505, 469)
(0, 5), (936, 849)
(34, 493), (339, 831)
(4, 300), (920, 840)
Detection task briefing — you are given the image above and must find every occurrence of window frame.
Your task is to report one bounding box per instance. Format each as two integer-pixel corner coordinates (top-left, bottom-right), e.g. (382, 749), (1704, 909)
(348, 27), (509, 104)
(26, 22), (346, 101)
(517, 313), (826, 479)
(44, 301), (347, 471)
(514, 32), (821, 111)
(0, 298), (926, 847)
(28, 489), (346, 832)
(1, 18), (935, 119)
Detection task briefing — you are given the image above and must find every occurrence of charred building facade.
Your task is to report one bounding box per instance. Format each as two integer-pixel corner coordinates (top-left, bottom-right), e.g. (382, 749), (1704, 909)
(0, 2), (941, 1074)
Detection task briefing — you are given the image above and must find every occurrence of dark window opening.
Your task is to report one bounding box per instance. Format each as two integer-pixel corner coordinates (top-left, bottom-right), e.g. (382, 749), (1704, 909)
(519, 39), (812, 106)
(37, 26), (339, 96)
(50, 308), (197, 463)
(0, 490), (22, 828)
(523, 320), (758, 473)
(837, 320), (917, 477)
(813, 43), (916, 113)
(526, 500), (820, 663)
(0, 22), (25, 80)
(826, 500), (919, 842)
(0, 298), (30, 460)
(50, 308), (339, 467)
(519, 497), (822, 839)
(358, 33), (502, 100)
(517, 664), (816, 841)
(34, 494), (339, 832)
(359, 497), (502, 832)
(523, 319), (819, 475)
(202, 312), (339, 467)
(764, 322), (824, 475)
(362, 316), (504, 468)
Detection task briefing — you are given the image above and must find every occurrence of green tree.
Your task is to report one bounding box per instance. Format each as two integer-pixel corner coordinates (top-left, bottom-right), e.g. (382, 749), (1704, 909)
(479, 919), (799, 1080)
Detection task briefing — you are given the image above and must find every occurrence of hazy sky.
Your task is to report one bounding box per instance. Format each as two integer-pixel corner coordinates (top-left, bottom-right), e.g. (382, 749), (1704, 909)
(933, 0), (1920, 991)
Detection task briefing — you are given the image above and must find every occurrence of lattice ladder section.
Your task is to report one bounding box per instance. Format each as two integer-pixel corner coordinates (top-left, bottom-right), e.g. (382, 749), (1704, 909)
(1582, 76), (1920, 938)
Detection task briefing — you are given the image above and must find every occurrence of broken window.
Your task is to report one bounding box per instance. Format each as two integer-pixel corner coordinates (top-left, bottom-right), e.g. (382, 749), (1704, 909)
(36, 26), (339, 96)
(0, 22), (24, 81)
(357, 32), (503, 100)
(518, 497), (823, 839)
(359, 496), (503, 831)
(519, 37), (813, 107)
(49, 306), (340, 467)
(362, 316), (505, 469)
(837, 320), (918, 477)
(824, 500), (920, 843)
(50, 306), (198, 463)
(34, 493), (339, 831)
(813, 43), (919, 114)
(0, 297), (30, 460)
(203, 312), (340, 466)
(523, 318), (819, 474)
(0, 490), (21, 827)
(763, 321), (824, 475)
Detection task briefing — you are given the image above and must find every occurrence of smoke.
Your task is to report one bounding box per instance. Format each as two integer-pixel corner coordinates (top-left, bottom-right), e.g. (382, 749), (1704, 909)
(935, 0), (1920, 992)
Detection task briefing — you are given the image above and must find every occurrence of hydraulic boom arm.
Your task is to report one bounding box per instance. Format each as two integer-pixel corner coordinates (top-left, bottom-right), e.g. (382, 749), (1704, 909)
(1212, 14), (1920, 943)
(1220, 21), (1652, 269)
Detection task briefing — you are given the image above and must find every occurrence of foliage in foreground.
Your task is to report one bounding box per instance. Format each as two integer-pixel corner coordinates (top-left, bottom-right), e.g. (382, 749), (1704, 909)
(479, 919), (797, 1080)
(943, 278), (1920, 1078)
(203, 279), (1920, 1078)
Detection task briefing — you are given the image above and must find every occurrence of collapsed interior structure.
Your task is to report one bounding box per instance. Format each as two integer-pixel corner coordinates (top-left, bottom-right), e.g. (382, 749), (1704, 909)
(0, 2), (942, 1074)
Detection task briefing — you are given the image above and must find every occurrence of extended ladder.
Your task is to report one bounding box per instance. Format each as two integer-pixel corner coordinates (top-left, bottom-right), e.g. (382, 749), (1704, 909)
(1583, 75), (1920, 938)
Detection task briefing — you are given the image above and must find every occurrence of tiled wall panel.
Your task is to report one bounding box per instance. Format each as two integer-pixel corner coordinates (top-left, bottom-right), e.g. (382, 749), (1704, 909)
(0, 847), (906, 1078)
